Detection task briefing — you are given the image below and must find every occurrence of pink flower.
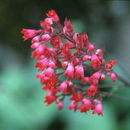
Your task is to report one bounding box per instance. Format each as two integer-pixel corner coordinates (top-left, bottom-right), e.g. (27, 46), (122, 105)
(72, 58), (80, 65)
(48, 59), (55, 68)
(87, 85), (97, 96)
(62, 61), (69, 68)
(41, 34), (51, 41)
(31, 42), (40, 49)
(44, 67), (54, 77)
(44, 18), (53, 25)
(96, 49), (103, 56)
(81, 77), (90, 83)
(82, 55), (91, 61)
(110, 72), (117, 82)
(70, 93), (84, 102)
(50, 37), (62, 48)
(31, 35), (40, 44)
(42, 76), (58, 91)
(64, 63), (74, 79)
(32, 44), (46, 59)
(100, 73), (106, 80)
(63, 19), (74, 34)
(68, 101), (77, 111)
(46, 10), (59, 23)
(40, 20), (52, 32)
(89, 71), (101, 85)
(65, 81), (74, 93)
(73, 33), (89, 49)
(105, 60), (116, 71)
(75, 64), (84, 79)
(61, 43), (72, 59)
(44, 91), (57, 106)
(90, 54), (102, 69)
(88, 44), (94, 51)
(35, 58), (49, 71)
(82, 33), (89, 47)
(78, 98), (92, 113)
(58, 81), (68, 91)
(66, 40), (75, 48)
(21, 29), (40, 40)
(57, 101), (63, 110)
(93, 101), (103, 115)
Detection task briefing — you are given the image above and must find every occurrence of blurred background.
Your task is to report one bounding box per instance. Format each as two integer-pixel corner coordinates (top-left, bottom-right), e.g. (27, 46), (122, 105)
(0, 0), (130, 130)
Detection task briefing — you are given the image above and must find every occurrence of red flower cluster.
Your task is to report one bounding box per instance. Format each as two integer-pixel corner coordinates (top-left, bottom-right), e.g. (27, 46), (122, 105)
(21, 10), (117, 115)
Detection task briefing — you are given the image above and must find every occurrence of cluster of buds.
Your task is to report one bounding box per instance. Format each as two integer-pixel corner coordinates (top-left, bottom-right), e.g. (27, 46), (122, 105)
(21, 10), (117, 115)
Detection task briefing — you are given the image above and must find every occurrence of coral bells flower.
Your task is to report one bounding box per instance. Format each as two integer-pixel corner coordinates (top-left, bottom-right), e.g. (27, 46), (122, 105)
(46, 10), (59, 23)
(57, 100), (63, 110)
(31, 42), (40, 49)
(21, 29), (41, 40)
(40, 20), (52, 32)
(89, 71), (101, 85)
(63, 19), (74, 34)
(31, 36), (40, 44)
(68, 101), (77, 111)
(110, 72), (117, 82)
(21, 10), (117, 115)
(44, 67), (54, 77)
(81, 77), (89, 83)
(75, 64), (84, 79)
(41, 75), (58, 91)
(41, 34), (51, 41)
(92, 100), (103, 115)
(87, 85), (97, 96)
(82, 55), (91, 61)
(105, 60), (116, 71)
(70, 93), (84, 103)
(64, 63), (74, 79)
(50, 37), (62, 48)
(58, 81), (68, 92)
(78, 98), (92, 113)
(44, 90), (57, 106)
(90, 54), (102, 69)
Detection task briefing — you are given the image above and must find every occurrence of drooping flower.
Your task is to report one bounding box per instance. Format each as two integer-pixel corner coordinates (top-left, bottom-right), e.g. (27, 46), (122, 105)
(35, 58), (49, 71)
(57, 100), (64, 110)
(78, 98), (92, 113)
(70, 93), (84, 103)
(50, 37), (62, 48)
(81, 77), (90, 83)
(105, 60), (116, 71)
(68, 101), (77, 111)
(41, 76), (58, 91)
(90, 54), (102, 69)
(63, 19), (74, 34)
(64, 63), (74, 79)
(58, 81), (68, 92)
(44, 91), (57, 106)
(82, 55), (91, 61)
(21, 29), (41, 40)
(93, 100), (103, 115)
(110, 72), (117, 82)
(89, 71), (101, 85)
(87, 85), (97, 96)
(75, 64), (84, 79)
(41, 34), (51, 41)
(46, 10), (59, 23)
(31, 35), (40, 44)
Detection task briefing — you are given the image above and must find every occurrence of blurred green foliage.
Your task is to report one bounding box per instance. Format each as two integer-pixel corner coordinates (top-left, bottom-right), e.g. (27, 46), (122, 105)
(0, 62), (130, 130)
(0, 0), (130, 130)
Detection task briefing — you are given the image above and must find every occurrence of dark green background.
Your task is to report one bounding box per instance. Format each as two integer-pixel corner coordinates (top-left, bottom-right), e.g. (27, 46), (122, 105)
(0, 0), (130, 130)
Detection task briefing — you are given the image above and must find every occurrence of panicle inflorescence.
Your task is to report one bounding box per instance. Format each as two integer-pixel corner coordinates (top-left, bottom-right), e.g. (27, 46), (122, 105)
(21, 10), (117, 115)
